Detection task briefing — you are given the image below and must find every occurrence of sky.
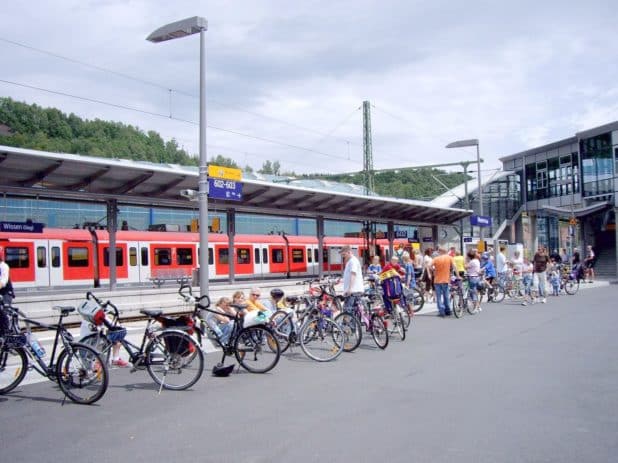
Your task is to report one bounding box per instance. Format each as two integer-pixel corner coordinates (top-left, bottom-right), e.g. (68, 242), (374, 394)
(2, 0), (618, 177)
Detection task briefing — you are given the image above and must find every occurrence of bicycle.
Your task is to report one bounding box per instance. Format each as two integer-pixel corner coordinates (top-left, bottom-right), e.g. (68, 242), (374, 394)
(451, 276), (478, 318)
(334, 293), (388, 351)
(557, 264), (579, 295)
(270, 291), (344, 362)
(179, 285), (281, 373)
(79, 292), (203, 392)
(0, 302), (109, 404)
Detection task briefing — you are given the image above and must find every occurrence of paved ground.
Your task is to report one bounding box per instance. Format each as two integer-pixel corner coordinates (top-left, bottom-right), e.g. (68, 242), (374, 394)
(1, 283), (617, 463)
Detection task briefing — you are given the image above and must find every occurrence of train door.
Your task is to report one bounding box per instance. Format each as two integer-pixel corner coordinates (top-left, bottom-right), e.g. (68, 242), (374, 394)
(47, 240), (64, 286)
(138, 242), (151, 283)
(253, 244), (269, 278)
(32, 240), (50, 287)
(306, 244), (318, 276)
(125, 242), (141, 283)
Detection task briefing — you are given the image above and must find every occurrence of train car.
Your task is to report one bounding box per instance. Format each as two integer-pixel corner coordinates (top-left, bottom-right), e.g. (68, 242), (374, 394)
(0, 227), (416, 289)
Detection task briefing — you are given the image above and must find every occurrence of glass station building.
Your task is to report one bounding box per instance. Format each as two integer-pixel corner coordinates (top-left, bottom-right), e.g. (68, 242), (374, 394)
(500, 121), (617, 277)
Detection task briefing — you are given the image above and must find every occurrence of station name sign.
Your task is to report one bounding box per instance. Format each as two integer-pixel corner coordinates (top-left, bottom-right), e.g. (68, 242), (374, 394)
(470, 215), (492, 227)
(0, 221), (44, 233)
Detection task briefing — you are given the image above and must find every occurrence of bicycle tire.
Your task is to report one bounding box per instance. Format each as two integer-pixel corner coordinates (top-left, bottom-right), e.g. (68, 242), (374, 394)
(270, 310), (293, 353)
(146, 330), (204, 390)
(386, 307), (406, 341)
(491, 284), (506, 303)
(370, 314), (389, 349)
(466, 297), (478, 315)
(0, 346), (28, 394)
(452, 292), (464, 318)
(299, 317), (344, 362)
(400, 301), (413, 329)
(334, 312), (362, 352)
(235, 326), (280, 373)
(56, 343), (109, 404)
(564, 279), (579, 295)
(80, 332), (113, 364)
(412, 287), (424, 312)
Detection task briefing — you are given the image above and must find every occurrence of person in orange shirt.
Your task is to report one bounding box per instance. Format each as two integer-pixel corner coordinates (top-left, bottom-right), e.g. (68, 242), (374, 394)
(432, 246), (456, 317)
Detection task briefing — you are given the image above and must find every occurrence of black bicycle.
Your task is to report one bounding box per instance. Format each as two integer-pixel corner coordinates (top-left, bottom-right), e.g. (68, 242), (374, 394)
(179, 285), (281, 374)
(79, 292), (204, 392)
(0, 302), (109, 404)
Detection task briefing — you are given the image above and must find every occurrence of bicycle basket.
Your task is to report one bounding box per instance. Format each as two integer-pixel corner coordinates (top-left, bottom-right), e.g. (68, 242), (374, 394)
(77, 299), (106, 326)
(107, 326), (127, 343)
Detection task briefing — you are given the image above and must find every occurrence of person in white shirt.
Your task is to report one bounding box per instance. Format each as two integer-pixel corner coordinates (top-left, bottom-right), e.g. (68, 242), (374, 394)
(496, 246), (508, 278)
(341, 245), (364, 311)
(0, 246), (13, 306)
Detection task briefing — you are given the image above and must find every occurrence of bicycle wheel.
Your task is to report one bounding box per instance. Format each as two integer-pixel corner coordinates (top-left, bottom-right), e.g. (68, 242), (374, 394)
(370, 315), (389, 349)
(235, 326), (280, 373)
(452, 292), (464, 318)
(270, 310), (294, 353)
(0, 346), (28, 394)
(491, 284), (505, 303)
(412, 287), (424, 312)
(334, 312), (362, 352)
(80, 332), (113, 364)
(56, 343), (109, 404)
(299, 317), (344, 362)
(146, 331), (204, 390)
(564, 279), (579, 295)
(399, 300), (412, 329)
(386, 307), (406, 341)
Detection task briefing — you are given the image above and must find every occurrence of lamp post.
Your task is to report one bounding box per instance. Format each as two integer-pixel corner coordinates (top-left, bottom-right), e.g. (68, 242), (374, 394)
(446, 139), (483, 242)
(148, 16), (210, 295)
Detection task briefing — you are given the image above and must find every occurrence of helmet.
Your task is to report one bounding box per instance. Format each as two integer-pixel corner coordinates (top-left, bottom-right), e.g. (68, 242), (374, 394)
(212, 362), (234, 377)
(270, 288), (284, 300)
(481, 252), (490, 260)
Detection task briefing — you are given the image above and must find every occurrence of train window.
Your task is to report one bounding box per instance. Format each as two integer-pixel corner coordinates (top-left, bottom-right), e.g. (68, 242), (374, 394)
(154, 248), (172, 266)
(37, 246), (47, 268)
(103, 247), (124, 267)
(254, 248), (260, 264)
(129, 247), (137, 266)
(262, 248), (268, 264)
(68, 247), (89, 268)
(314, 249), (318, 263)
(52, 247), (61, 267)
(307, 250), (312, 263)
(5, 247), (30, 269)
(237, 248), (250, 264)
(323, 250), (329, 263)
(177, 248), (193, 266)
(141, 247), (149, 266)
(218, 248), (229, 265)
(271, 248), (284, 264)
(291, 248), (304, 263)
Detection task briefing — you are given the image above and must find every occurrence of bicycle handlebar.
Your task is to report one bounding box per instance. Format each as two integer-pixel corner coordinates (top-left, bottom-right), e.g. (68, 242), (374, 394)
(86, 291), (120, 319)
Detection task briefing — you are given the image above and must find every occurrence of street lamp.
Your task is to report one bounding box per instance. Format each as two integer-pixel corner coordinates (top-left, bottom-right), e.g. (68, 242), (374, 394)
(147, 17), (210, 295)
(446, 139), (484, 242)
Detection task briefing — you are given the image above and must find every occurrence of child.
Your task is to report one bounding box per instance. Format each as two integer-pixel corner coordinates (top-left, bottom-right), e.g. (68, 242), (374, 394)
(549, 267), (561, 296)
(521, 258), (534, 306)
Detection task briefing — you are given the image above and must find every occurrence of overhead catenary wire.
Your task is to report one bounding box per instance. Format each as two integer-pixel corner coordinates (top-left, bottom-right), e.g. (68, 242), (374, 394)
(0, 78), (360, 165)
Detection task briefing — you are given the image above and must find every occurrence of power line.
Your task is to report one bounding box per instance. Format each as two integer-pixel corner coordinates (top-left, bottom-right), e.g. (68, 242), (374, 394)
(0, 78), (360, 165)
(0, 36), (355, 145)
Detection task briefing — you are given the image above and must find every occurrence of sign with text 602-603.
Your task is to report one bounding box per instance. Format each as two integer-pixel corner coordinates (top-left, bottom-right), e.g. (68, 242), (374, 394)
(208, 178), (243, 201)
(208, 164), (242, 181)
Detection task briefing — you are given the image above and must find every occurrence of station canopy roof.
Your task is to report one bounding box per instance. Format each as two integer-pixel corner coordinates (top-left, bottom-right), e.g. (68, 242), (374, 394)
(0, 145), (471, 226)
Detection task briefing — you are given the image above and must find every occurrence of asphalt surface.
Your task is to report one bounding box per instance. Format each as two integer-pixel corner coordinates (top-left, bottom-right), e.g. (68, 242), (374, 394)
(1, 284), (617, 463)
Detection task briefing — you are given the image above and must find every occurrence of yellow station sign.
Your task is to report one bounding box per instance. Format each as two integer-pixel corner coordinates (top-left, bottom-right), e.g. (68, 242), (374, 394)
(208, 164), (242, 181)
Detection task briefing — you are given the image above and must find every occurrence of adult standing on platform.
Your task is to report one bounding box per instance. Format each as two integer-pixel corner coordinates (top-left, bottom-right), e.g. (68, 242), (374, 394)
(532, 245), (550, 303)
(432, 246), (455, 317)
(341, 245), (364, 311)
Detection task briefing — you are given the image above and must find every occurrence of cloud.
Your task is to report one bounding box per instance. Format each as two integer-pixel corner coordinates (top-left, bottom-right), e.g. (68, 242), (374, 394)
(1, 0), (618, 175)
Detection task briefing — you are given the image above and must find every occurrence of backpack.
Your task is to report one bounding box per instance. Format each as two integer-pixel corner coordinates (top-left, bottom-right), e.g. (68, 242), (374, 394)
(0, 279), (14, 299)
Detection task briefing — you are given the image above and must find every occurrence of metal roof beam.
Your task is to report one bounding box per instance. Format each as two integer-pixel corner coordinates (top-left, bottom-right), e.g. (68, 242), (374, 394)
(20, 160), (62, 187)
(108, 171), (154, 194)
(67, 167), (111, 190)
(241, 187), (270, 203)
(149, 176), (187, 196)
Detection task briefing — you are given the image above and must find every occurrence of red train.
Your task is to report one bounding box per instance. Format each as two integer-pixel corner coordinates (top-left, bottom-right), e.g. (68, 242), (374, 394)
(0, 228), (411, 289)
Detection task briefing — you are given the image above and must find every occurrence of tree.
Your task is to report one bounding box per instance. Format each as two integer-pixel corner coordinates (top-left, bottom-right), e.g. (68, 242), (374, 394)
(209, 155), (239, 168)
